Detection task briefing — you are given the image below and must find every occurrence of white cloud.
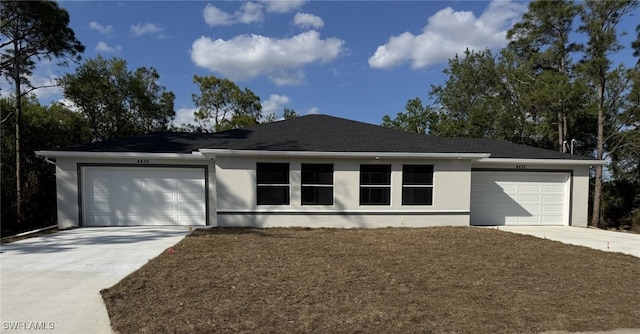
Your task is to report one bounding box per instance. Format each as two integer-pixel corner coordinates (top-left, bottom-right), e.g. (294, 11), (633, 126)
(203, 4), (234, 26)
(203, 2), (264, 26)
(58, 98), (81, 113)
(130, 23), (163, 37)
(368, 0), (526, 69)
(293, 12), (324, 29)
(202, 1), (306, 27)
(89, 22), (114, 35)
(95, 41), (122, 53)
(0, 66), (61, 101)
(262, 94), (290, 115)
(190, 30), (344, 85)
(307, 107), (319, 114)
(237, 2), (264, 24)
(173, 107), (198, 127)
(268, 69), (306, 86)
(259, 0), (305, 13)
(28, 74), (62, 101)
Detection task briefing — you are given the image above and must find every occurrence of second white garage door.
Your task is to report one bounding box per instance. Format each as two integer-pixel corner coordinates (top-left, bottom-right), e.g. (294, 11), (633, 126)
(82, 166), (207, 226)
(470, 171), (569, 226)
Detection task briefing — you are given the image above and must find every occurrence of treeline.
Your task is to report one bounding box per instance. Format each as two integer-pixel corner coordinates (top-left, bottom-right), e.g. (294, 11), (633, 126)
(383, 0), (640, 231)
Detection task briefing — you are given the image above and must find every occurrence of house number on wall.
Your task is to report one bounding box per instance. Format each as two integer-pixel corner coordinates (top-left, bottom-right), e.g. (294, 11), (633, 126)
(137, 159), (150, 164)
(516, 164), (526, 169)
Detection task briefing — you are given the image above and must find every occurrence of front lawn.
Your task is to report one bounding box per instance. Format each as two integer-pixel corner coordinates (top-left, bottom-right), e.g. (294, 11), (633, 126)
(101, 227), (640, 333)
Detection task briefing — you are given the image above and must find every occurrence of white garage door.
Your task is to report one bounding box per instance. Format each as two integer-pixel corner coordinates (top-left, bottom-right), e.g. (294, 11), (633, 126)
(470, 172), (569, 226)
(82, 166), (206, 226)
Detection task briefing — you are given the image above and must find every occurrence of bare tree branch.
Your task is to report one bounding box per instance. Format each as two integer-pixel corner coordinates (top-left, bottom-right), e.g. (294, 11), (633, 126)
(1, 112), (12, 125)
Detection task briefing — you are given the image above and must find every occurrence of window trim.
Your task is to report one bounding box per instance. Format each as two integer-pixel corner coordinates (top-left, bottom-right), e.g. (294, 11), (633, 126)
(402, 164), (434, 206)
(256, 162), (290, 205)
(301, 163), (334, 205)
(360, 164), (391, 206)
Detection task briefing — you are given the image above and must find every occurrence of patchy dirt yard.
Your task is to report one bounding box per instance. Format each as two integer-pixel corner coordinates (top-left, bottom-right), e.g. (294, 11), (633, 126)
(101, 227), (640, 333)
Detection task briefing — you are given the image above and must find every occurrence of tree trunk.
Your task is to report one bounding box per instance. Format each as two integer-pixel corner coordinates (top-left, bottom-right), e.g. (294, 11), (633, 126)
(558, 109), (564, 151)
(590, 80), (606, 228)
(558, 56), (566, 152)
(563, 112), (568, 149)
(13, 55), (23, 224)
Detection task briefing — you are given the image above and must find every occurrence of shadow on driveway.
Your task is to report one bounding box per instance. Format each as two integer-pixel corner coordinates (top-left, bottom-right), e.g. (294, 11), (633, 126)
(1, 227), (193, 255)
(0, 227), (193, 334)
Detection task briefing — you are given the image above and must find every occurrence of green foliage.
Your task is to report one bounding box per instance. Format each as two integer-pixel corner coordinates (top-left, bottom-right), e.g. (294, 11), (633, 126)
(0, 0), (84, 86)
(427, 49), (542, 145)
(261, 108), (299, 124)
(59, 56), (176, 141)
(382, 98), (434, 134)
(577, 0), (639, 227)
(1, 0), (84, 225)
(633, 24), (640, 60)
(283, 108), (299, 120)
(507, 0), (581, 68)
(601, 180), (640, 231)
(1, 96), (90, 233)
(192, 75), (261, 132)
(506, 0), (589, 151)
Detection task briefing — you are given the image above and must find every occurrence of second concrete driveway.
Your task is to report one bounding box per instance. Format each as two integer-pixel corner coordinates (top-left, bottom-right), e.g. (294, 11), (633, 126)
(0, 227), (192, 334)
(495, 226), (640, 258)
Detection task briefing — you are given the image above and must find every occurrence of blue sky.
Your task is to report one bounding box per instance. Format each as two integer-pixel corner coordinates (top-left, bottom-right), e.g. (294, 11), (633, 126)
(4, 0), (639, 127)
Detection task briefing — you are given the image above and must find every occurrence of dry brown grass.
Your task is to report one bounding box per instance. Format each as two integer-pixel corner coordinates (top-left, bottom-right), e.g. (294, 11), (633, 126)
(101, 227), (640, 333)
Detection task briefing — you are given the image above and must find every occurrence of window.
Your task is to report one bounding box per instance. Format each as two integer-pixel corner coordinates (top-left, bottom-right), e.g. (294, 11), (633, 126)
(402, 165), (434, 205)
(301, 164), (334, 205)
(360, 165), (391, 205)
(257, 163), (289, 205)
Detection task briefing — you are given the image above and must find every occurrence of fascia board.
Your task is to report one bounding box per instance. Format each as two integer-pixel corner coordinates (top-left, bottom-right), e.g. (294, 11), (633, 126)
(474, 158), (604, 165)
(34, 151), (206, 160)
(198, 149), (491, 159)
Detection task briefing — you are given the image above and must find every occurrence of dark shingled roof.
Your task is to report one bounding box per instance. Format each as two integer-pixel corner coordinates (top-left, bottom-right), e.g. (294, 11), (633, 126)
(53, 114), (594, 160)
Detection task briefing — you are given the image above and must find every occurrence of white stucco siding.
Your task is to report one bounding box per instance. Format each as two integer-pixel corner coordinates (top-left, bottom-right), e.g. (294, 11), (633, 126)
(567, 165), (590, 227)
(471, 162), (591, 227)
(55, 159), (80, 229)
(53, 157), (216, 228)
(215, 156), (471, 227)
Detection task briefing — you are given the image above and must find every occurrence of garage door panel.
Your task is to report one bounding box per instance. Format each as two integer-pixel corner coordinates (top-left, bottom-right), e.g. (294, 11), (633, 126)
(543, 195), (564, 203)
(83, 167), (206, 226)
(543, 205), (564, 213)
(471, 172), (569, 226)
(518, 195), (541, 203)
(518, 185), (542, 193)
(543, 185), (564, 192)
(542, 215), (563, 222)
(500, 184), (517, 192)
(176, 192), (204, 201)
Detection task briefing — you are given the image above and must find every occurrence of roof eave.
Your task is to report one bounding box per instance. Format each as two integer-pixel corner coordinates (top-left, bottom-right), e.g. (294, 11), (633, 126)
(34, 150), (207, 160)
(475, 158), (604, 165)
(198, 149), (491, 160)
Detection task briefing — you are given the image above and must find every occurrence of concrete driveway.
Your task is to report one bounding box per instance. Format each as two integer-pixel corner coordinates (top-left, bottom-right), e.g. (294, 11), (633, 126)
(0, 227), (192, 334)
(495, 226), (640, 258)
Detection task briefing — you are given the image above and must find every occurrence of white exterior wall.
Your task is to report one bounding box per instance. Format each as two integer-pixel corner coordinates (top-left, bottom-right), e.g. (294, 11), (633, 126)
(50, 153), (593, 229)
(471, 162), (591, 227)
(53, 157), (216, 228)
(215, 156), (471, 228)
